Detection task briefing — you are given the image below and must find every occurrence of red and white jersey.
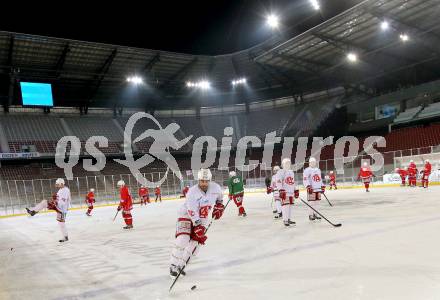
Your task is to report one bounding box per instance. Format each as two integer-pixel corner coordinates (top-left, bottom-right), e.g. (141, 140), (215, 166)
(119, 186), (133, 210)
(275, 169), (298, 196)
(328, 173), (336, 182)
(138, 187), (149, 197)
(56, 186), (71, 213)
(423, 162), (432, 175)
(396, 168), (407, 177)
(303, 167), (323, 192)
(358, 167), (373, 179)
(155, 187), (161, 195)
(407, 163), (418, 176)
(271, 174), (280, 197)
(178, 182), (223, 226)
(86, 192), (95, 204)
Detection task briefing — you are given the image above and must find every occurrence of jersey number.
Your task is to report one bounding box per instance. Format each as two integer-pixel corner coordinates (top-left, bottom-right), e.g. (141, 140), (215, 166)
(312, 175), (321, 182)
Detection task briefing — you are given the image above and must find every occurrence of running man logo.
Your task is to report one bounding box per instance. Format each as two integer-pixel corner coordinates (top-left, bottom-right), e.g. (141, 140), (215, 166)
(115, 112), (193, 188)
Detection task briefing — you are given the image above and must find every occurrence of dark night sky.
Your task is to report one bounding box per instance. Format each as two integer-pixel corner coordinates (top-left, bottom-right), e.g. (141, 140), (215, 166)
(0, 0), (363, 55)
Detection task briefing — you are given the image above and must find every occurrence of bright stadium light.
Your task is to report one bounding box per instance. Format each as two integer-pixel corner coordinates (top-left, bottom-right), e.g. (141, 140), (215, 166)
(266, 14), (279, 29)
(232, 78), (247, 86)
(310, 0), (320, 10)
(380, 20), (389, 31)
(186, 80), (211, 90)
(126, 76), (143, 85)
(347, 52), (358, 63)
(400, 33), (409, 42)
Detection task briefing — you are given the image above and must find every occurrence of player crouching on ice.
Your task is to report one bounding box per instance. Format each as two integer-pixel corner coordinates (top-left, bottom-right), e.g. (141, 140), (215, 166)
(268, 165), (283, 219)
(85, 188), (95, 216)
(303, 157), (325, 221)
(395, 167), (407, 186)
(275, 158), (299, 226)
(169, 168), (225, 278)
(26, 178), (71, 243)
(117, 180), (133, 229)
(357, 162), (375, 192)
(228, 171), (247, 217)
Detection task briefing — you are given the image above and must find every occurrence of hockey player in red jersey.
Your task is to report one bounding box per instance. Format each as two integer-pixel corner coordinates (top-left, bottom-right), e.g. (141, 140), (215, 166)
(395, 168), (407, 186)
(421, 159), (432, 188)
(328, 171), (337, 190)
(85, 188), (95, 216)
(357, 162), (375, 192)
(138, 185), (150, 205)
(303, 157), (325, 221)
(169, 168), (224, 278)
(26, 178), (71, 242)
(155, 186), (162, 202)
(117, 180), (133, 229)
(180, 185), (190, 198)
(407, 160), (418, 187)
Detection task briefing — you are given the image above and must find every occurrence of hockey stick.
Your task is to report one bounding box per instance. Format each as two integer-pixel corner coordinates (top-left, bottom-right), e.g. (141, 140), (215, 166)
(322, 193), (333, 207)
(112, 209), (119, 221)
(299, 197), (341, 227)
(169, 198), (232, 292)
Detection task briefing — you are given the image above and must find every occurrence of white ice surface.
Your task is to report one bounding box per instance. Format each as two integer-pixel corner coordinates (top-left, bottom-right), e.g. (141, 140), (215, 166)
(1, 186), (440, 300)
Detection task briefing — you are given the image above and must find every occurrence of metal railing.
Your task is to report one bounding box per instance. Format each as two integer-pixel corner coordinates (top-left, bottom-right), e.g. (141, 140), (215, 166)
(0, 145), (439, 216)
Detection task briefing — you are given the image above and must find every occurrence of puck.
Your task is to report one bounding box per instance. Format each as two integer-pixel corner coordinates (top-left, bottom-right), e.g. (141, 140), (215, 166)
(191, 285), (197, 290)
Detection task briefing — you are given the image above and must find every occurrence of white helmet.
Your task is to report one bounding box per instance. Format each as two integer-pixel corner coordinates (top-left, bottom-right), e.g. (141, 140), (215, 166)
(309, 157), (317, 168)
(363, 162), (368, 167)
(395, 168), (399, 173)
(425, 159), (430, 163)
(117, 180), (125, 187)
(55, 178), (65, 186)
(197, 169), (212, 181)
(410, 160), (414, 163)
(273, 165), (280, 173)
(281, 158), (291, 170)
(330, 171), (334, 174)
(229, 171), (237, 177)
(90, 188), (95, 192)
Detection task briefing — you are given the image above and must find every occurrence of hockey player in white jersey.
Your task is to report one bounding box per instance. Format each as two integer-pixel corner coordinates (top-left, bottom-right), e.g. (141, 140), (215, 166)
(303, 157), (325, 221)
(169, 168), (225, 277)
(270, 165), (282, 219)
(26, 178), (71, 242)
(275, 158), (299, 227)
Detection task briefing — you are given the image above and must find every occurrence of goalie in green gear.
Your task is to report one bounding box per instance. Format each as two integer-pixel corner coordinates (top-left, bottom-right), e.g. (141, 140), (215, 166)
(227, 171), (247, 217)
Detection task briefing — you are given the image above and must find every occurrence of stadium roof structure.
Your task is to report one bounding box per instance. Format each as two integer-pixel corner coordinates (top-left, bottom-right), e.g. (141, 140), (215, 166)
(0, 0), (439, 110)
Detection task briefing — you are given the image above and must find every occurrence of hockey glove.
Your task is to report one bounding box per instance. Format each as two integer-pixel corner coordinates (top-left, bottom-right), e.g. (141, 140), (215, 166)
(192, 224), (207, 245)
(279, 189), (286, 200)
(307, 185), (313, 194)
(212, 202), (225, 220)
(294, 190), (299, 199)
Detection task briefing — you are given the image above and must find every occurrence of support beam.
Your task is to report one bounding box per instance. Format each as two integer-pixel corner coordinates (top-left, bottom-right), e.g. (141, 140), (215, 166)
(143, 52), (160, 73)
(366, 6), (440, 56)
(54, 43), (70, 78)
(248, 52), (272, 88)
(162, 57), (198, 89)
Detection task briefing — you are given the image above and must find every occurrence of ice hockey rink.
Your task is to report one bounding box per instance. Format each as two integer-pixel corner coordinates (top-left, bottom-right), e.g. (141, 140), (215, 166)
(1, 185), (440, 300)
